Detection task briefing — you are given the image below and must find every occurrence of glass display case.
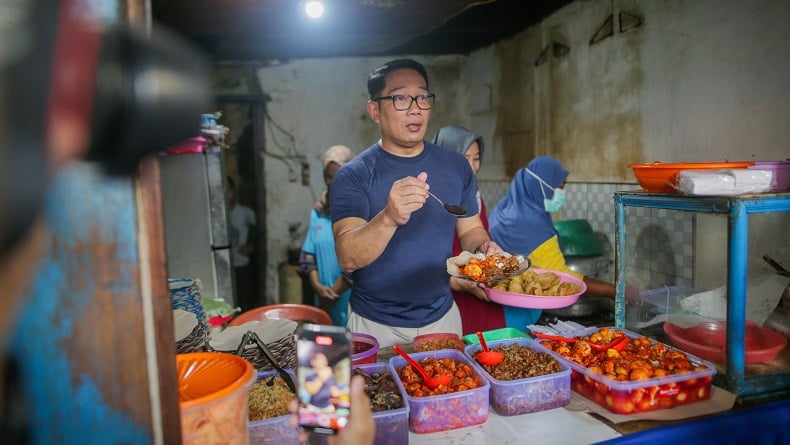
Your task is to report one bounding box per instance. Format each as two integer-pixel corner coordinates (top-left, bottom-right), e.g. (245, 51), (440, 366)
(613, 191), (790, 399)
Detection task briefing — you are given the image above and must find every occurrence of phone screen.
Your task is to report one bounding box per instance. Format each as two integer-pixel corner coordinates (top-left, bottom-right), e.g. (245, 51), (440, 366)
(296, 323), (352, 435)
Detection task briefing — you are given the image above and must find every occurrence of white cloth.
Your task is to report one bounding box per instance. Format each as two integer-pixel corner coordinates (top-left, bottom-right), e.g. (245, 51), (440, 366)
(229, 204), (255, 267)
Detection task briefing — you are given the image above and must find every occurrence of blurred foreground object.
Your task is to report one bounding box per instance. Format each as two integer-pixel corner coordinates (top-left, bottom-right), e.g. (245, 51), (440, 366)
(1, 0), (212, 256)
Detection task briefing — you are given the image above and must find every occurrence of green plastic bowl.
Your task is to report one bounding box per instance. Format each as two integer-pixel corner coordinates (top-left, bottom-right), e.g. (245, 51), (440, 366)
(553, 219), (604, 257)
(463, 327), (529, 344)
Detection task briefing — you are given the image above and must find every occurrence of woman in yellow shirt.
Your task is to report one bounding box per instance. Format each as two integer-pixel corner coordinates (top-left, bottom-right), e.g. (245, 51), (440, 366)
(488, 156), (615, 330)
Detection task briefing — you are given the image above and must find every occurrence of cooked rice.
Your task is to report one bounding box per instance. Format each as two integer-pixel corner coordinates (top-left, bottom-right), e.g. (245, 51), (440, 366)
(248, 376), (293, 421)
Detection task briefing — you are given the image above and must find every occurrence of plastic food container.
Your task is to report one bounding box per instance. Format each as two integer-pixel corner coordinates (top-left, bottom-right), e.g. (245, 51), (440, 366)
(165, 136), (209, 154)
(663, 320), (787, 365)
(352, 363), (410, 445)
(749, 160), (790, 192)
(464, 338), (571, 416)
(638, 286), (697, 312)
(539, 328), (717, 415)
(412, 332), (466, 352)
(463, 327), (529, 344)
(388, 349), (490, 433)
(248, 369), (299, 445)
(351, 332), (380, 366)
(177, 352), (257, 445)
(627, 161), (754, 194)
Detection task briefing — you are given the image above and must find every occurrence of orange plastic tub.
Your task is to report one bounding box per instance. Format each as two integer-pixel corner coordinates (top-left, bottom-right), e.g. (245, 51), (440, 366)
(628, 161), (754, 194)
(177, 352), (256, 444)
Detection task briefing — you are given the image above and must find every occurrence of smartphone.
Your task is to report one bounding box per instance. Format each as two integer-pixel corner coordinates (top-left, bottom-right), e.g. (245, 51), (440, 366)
(296, 323), (352, 435)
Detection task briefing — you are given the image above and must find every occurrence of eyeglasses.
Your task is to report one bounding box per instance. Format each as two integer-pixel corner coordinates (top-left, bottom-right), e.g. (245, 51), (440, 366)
(372, 93), (435, 111)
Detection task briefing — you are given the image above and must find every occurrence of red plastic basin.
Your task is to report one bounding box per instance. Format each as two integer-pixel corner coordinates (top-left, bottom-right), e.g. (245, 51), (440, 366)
(664, 321), (787, 364)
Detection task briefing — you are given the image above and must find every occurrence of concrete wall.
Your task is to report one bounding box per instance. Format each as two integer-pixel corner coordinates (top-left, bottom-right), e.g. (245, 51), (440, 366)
(222, 0), (790, 303)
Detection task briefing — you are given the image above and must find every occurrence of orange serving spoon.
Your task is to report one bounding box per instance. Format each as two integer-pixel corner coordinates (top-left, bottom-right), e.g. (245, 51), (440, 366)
(534, 332), (628, 352)
(392, 345), (452, 389)
(475, 331), (505, 366)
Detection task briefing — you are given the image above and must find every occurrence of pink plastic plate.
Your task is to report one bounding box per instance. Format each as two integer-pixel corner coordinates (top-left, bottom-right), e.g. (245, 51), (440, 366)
(483, 268), (586, 309)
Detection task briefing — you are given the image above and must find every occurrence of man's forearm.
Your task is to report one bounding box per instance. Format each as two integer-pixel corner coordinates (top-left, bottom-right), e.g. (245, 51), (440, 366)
(334, 210), (398, 272)
(309, 270), (321, 290)
(458, 226), (491, 253)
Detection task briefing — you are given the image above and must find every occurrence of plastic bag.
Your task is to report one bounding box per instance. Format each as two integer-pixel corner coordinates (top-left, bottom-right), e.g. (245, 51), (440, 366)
(676, 169), (773, 195)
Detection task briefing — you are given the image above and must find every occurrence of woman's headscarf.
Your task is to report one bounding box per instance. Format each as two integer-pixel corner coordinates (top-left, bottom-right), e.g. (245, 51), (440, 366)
(488, 156), (569, 255)
(433, 125), (486, 220)
(315, 145), (355, 214)
(322, 144), (355, 170)
(432, 125), (484, 161)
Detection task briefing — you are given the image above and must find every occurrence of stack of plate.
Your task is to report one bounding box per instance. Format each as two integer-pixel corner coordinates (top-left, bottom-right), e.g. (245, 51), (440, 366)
(169, 278), (209, 338)
(174, 309), (209, 353)
(209, 319), (297, 371)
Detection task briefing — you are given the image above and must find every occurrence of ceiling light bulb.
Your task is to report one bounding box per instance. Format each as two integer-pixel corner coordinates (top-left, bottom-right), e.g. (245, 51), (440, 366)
(304, 1), (325, 19)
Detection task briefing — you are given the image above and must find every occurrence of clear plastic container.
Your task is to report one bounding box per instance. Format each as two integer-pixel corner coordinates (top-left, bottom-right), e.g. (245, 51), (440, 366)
(248, 369), (299, 445)
(749, 160), (790, 191)
(388, 349), (489, 433)
(412, 332), (466, 352)
(353, 363), (409, 445)
(351, 332), (379, 365)
(462, 327), (529, 344)
(538, 328), (717, 414)
(464, 338), (571, 416)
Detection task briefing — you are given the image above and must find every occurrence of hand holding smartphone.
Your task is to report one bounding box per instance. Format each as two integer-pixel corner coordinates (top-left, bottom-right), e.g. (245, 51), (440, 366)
(296, 323), (352, 435)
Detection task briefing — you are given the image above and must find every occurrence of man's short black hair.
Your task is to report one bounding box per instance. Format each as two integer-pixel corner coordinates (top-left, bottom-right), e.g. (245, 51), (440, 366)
(367, 58), (429, 100)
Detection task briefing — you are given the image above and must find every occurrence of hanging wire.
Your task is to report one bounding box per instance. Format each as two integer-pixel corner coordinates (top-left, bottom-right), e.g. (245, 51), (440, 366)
(261, 108), (306, 174)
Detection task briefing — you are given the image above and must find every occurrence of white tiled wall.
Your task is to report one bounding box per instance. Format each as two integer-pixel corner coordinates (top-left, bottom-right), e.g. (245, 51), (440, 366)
(621, 206), (696, 288)
(480, 180), (640, 244)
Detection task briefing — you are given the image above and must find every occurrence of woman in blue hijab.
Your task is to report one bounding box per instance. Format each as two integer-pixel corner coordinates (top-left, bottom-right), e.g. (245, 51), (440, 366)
(489, 156), (615, 330)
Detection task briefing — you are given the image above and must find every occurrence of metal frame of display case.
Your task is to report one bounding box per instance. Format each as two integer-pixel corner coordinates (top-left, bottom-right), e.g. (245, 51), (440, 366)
(613, 191), (790, 399)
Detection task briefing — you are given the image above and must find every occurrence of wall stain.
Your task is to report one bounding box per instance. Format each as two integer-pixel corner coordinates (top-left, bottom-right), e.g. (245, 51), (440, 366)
(494, 4), (646, 182)
(496, 37), (536, 178)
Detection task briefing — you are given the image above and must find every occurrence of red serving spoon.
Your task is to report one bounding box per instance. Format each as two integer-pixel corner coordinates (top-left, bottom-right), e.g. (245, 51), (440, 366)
(392, 345), (452, 389)
(475, 331), (505, 366)
(534, 332), (628, 352)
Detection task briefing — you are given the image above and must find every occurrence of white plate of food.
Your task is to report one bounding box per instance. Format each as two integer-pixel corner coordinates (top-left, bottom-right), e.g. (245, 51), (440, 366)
(446, 251), (530, 283)
(483, 268), (586, 309)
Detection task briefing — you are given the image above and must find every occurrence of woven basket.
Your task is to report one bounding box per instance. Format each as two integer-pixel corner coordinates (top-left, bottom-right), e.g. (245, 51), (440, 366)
(208, 319), (297, 371)
(176, 323), (210, 354)
(228, 334), (296, 371)
(169, 278), (209, 337)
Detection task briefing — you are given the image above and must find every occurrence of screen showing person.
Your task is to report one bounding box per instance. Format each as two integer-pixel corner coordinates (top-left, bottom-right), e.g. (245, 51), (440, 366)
(296, 324), (352, 435)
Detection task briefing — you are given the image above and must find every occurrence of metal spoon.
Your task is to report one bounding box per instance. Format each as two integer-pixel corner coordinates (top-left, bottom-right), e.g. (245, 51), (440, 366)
(427, 190), (467, 216)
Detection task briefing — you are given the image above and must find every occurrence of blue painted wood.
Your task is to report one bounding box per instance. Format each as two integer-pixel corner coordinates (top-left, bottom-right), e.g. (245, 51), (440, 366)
(727, 199), (748, 393)
(613, 194), (627, 329)
(614, 191), (790, 399)
(10, 165), (153, 444)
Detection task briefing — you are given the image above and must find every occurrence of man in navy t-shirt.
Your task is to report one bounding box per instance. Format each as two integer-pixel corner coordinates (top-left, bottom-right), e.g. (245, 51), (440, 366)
(330, 58), (503, 348)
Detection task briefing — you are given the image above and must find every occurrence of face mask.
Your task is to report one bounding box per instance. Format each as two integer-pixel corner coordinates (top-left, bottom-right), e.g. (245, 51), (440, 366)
(525, 168), (566, 213)
(544, 188), (566, 213)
